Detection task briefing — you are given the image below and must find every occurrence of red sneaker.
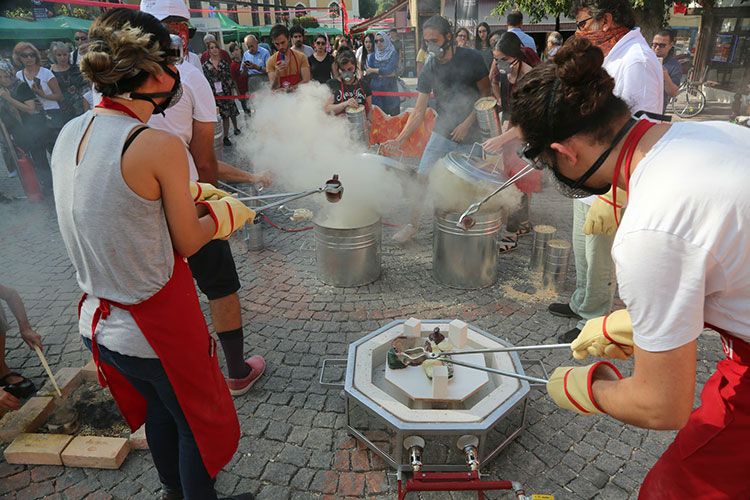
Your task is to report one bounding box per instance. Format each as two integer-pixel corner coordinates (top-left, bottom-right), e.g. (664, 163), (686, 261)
(227, 355), (265, 396)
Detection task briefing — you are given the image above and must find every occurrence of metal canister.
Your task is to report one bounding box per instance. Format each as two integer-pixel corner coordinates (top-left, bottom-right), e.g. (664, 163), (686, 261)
(433, 211), (503, 289)
(474, 97), (501, 141)
(529, 225), (557, 272)
(346, 104), (368, 144)
(542, 239), (572, 289)
(213, 110), (223, 161)
(243, 184), (264, 251)
(314, 217), (381, 287)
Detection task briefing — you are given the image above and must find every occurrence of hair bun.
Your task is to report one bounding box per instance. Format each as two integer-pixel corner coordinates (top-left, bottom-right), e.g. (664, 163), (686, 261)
(553, 36), (614, 115)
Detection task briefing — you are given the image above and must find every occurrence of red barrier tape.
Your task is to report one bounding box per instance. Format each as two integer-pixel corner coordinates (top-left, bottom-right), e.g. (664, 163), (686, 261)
(216, 90), (429, 99)
(42, 0), (334, 15)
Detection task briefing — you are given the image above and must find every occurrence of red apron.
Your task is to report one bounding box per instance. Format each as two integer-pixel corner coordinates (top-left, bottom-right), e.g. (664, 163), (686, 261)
(639, 325), (750, 499)
(501, 136), (542, 194)
(78, 254), (240, 478)
(278, 51), (301, 89)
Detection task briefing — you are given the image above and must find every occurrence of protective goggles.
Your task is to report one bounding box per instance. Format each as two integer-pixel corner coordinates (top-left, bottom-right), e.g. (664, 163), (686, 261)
(165, 34), (185, 66)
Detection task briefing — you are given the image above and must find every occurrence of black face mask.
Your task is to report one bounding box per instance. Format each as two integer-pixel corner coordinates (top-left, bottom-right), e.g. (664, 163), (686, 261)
(427, 38), (452, 59)
(129, 65), (183, 116)
(547, 117), (637, 198)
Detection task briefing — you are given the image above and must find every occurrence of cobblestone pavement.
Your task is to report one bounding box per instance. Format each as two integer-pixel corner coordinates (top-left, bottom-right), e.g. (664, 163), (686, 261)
(0, 115), (725, 500)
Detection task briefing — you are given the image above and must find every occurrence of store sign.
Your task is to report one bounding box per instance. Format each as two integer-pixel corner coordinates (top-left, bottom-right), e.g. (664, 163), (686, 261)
(30, 0), (49, 20)
(454, 0), (478, 30)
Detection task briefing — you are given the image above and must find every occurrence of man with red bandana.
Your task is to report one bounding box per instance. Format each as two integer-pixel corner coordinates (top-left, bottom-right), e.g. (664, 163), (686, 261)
(547, 0), (663, 343)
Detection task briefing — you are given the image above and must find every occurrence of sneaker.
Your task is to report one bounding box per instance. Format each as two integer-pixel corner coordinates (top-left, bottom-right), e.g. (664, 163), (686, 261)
(223, 137), (232, 146)
(8, 170), (17, 178)
(558, 327), (581, 344)
(548, 303), (582, 320)
(228, 355), (265, 396)
(234, 129), (241, 135)
(392, 223), (418, 244)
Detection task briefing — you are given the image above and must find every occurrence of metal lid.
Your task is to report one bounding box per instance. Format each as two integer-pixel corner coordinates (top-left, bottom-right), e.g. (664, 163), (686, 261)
(441, 152), (507, 186)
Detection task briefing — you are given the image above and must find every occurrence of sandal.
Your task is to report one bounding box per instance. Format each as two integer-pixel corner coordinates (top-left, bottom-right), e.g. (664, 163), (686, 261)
(513, 221), (532, 238)
(0, 372), (36, 399)
(499, 234), (518, 254)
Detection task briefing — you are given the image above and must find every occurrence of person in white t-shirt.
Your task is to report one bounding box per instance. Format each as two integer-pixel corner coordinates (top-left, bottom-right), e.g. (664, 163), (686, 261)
(547, 0), (663, 343)
(141, 0), (272, 399)
(511, 36), (750, 500)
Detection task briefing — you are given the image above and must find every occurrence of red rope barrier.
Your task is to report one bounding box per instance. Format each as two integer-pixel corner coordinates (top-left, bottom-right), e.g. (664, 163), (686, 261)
(42, 0), (336, 15)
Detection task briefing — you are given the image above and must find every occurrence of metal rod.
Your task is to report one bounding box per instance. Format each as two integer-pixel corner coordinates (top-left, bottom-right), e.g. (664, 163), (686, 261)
(251, 188), (323, 213)
(435, 343), (571, 357)
(236, 191), (306, 202)
(437, 357), (549, 384)
(218, 181), (257, 198)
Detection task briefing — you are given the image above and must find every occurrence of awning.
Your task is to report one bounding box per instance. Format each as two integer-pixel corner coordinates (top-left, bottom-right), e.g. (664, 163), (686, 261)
(0, 15), (92, 42)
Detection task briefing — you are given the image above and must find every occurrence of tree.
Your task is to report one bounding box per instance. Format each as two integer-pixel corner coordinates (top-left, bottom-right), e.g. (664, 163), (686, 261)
(490, 0), (676, 42)
(375, 0), (394, 16)
(360, 0), (378, 18)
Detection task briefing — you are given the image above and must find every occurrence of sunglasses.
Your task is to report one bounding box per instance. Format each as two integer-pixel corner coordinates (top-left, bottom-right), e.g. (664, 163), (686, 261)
(457, 34), (467, 38)
(575, 16), (593, 31)
(651, 42), (668, 48)
(315, 41), (326, 45)
(20, 53), (36, 59)
(75, 36), (88, 41)
(375, 39), (385, 43)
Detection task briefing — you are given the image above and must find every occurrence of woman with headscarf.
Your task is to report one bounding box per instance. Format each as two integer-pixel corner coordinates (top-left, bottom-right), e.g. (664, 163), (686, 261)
(366, 31), (399, 116)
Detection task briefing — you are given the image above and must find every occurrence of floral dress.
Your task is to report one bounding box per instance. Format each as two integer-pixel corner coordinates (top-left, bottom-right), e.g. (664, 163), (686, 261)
(202, 58), (238, 119)
(52, 66), (85, 121)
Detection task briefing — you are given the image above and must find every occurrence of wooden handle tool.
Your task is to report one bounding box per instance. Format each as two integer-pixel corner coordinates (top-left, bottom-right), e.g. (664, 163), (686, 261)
(34, 345), (62, 397)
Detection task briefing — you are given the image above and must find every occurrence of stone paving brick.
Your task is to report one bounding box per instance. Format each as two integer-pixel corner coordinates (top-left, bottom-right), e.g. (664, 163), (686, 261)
(16, 480), (55, 500)
(337, 471), (366, 496)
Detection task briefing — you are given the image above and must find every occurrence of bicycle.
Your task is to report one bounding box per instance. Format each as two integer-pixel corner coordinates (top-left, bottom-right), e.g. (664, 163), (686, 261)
(671, 66), (708, 118)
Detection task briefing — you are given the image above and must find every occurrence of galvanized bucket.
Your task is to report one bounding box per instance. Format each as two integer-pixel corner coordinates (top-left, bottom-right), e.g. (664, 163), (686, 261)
(314, 217), (381, 287)
(346, 104), (368, 144)
(474, 97), (501, 141)
(433, 211), (503, 289)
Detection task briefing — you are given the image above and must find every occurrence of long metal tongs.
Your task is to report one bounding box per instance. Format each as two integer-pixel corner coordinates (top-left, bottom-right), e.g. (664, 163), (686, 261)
(400, 343), (571, 385)
(233, 175), (343, 214)
(455, 164), (537, 231)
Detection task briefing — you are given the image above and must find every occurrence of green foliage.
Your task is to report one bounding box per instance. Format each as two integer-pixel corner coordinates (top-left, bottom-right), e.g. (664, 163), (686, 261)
(490, 0), (571, 23)
(54, 4), (95, 20)
(359, 0), (378, 19)
(293, 15), (320, 27)
(3, 7), (33, 19)
(375, 0), (394, 16)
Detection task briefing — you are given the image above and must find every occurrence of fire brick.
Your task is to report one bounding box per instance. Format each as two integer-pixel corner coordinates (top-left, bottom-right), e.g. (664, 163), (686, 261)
(61, 436), (130, 469)
(4, 433), (73, 465)
(128, 425), (148, 450)
(80, 359), (98, 382)
(0, 396), (56, 443)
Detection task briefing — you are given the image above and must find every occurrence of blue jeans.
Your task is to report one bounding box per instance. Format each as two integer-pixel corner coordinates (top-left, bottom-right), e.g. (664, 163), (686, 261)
(82, 337), (218, 500)
(417, 132), (474, 175)
(569, 200), (616, 330)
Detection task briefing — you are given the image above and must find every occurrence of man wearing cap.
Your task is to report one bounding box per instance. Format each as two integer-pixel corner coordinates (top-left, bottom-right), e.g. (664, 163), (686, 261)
(140, 0), (267, 396)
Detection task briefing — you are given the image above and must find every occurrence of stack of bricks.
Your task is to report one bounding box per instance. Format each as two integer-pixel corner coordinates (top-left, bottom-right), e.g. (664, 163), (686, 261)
(0, 359), (132, 469)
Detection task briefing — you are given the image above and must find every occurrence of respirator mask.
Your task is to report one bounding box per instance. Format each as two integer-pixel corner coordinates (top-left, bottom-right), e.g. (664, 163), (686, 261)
(340, 70), (356, 82)
(427, 37), (452, 59)
(123, 35), (184, 115)
(495, 57), (517, 75)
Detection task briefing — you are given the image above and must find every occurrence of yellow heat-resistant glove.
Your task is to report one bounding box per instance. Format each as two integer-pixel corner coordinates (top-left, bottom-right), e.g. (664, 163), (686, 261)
(197, 198), (256, 240)
(571, 309), (634, 361)
(582, 187), (627, 235)
(547, 362), (622, 415)
(190, 182), (232, 202)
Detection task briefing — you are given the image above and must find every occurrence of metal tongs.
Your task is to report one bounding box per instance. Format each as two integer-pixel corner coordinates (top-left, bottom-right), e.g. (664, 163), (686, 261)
(235, 175), (343, 213)
(455, 164), (536, 231)
(397, 343), (571, 385)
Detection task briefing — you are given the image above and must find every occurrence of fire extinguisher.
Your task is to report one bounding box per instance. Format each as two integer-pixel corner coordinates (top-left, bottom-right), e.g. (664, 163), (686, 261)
(14, 146), (43, 203)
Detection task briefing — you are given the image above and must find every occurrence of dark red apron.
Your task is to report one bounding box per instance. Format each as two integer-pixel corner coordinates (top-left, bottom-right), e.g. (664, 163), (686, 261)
(501, 136), (542, 194)
(278, 51), (301, 89)
(78, 254), (239, 478)
(639, 325), (750, 499)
